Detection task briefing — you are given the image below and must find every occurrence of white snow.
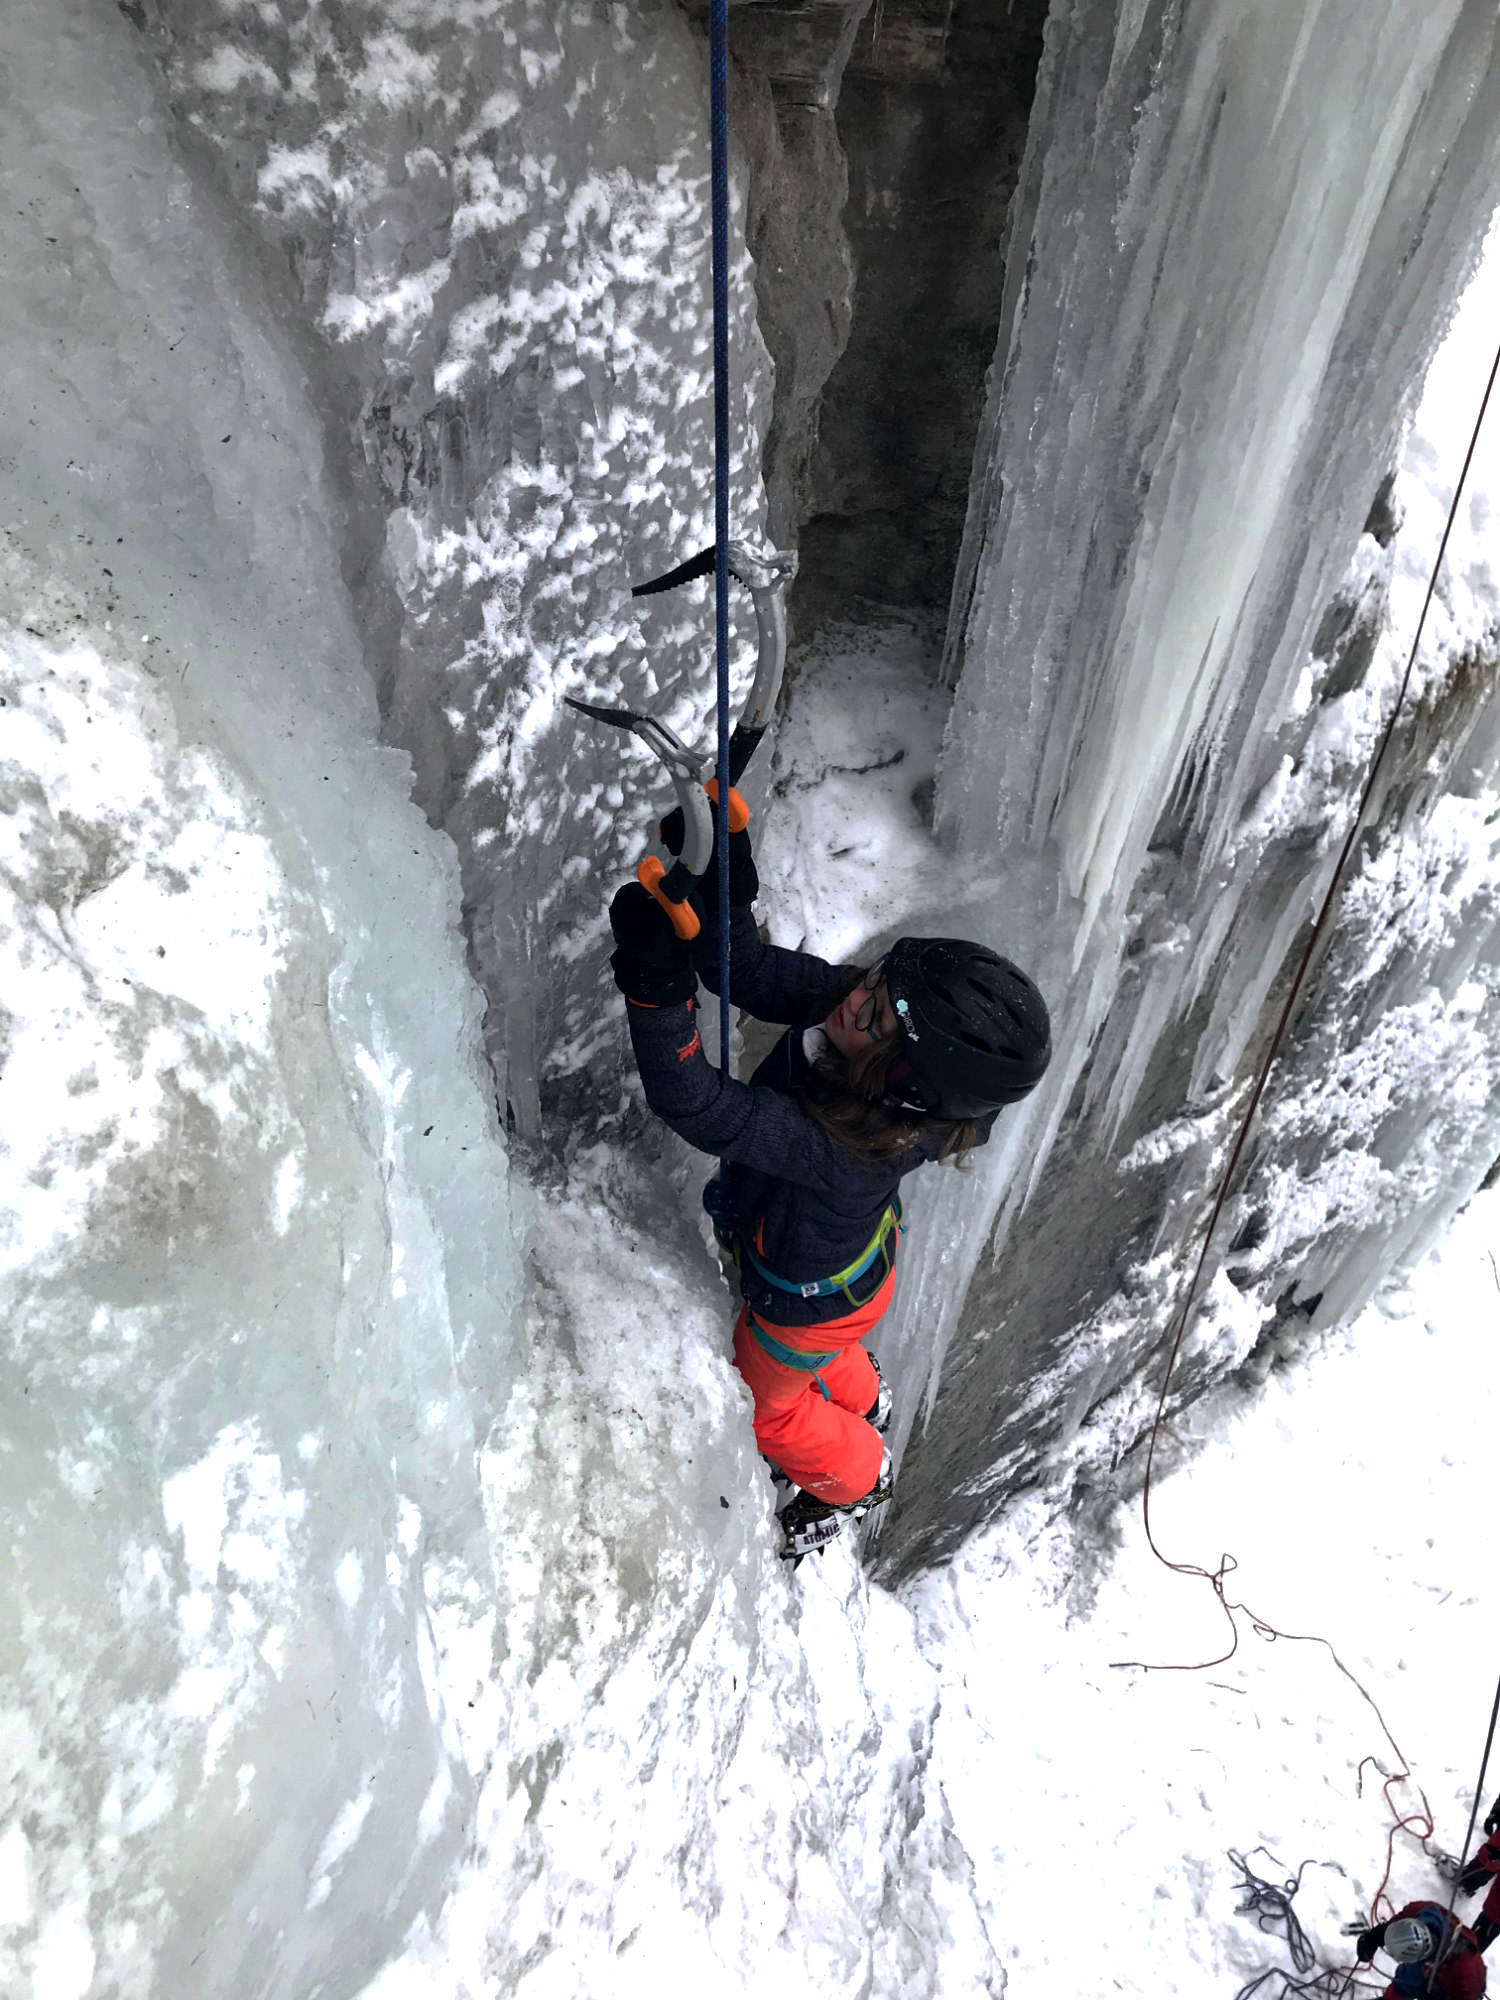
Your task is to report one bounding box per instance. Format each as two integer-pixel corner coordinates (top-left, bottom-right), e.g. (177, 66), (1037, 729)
(3, 2), (1500, 1997)
(912, 1185), (1500, 1997)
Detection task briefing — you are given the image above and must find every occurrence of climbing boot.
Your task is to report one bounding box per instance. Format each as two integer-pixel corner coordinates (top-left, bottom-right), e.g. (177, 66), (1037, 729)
(778, 1489), (845, 1563)
(778, 1451), (894, 1565)
(865, 1355), (892, 1436)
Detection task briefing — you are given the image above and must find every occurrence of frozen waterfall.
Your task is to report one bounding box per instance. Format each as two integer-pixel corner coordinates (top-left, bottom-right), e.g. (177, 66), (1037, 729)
(0, 6), (1009, 1995)
(7, 0), (1500, 1991)
(0, 2), (518, 1990)
(879, 0), (1500, 1570)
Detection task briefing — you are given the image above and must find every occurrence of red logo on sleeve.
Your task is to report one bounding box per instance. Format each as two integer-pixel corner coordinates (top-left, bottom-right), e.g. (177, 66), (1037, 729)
(677, 1031), (702, 1062)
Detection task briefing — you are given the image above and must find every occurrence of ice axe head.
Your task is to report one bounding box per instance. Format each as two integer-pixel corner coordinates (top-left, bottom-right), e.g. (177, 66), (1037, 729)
(563, 695), (712, 939)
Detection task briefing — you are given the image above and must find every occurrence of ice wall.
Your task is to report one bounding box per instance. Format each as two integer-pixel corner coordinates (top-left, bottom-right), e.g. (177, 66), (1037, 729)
(879, 0), (1500, 1570)
(130, 0), (774, 1140)
(0, 2), (519, 1989)
(0, 6), (1022, 1996)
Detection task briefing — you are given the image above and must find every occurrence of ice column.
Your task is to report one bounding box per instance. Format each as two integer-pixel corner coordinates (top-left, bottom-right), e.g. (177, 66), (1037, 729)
(877, 0), (1500, 1516)
(0, 0), (519, 1992)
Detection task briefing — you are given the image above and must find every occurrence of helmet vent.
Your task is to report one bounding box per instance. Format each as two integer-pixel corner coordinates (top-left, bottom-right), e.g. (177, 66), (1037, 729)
(958, 1030), (992, 1051)
(929, 979), (956, 1006)
(968, 977), (997, 1002)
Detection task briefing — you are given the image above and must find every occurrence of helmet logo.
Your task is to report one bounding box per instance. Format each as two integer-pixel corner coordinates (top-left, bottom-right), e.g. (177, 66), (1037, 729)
(895, 997), (918, 1040)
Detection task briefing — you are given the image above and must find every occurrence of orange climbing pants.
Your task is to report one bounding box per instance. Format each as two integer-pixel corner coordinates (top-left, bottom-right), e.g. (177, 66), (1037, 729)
(730, 1268), (893, 1505)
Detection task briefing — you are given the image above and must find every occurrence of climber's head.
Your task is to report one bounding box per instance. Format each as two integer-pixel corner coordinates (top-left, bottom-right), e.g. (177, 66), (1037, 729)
(811, 938), (1050, 1164)
(1385, 1918), (1438, 1966)
(878, 936), (1051, 1119)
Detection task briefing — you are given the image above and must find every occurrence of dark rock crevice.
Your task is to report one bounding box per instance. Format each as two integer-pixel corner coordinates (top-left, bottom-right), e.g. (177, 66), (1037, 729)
(718, 0), (1048, 632)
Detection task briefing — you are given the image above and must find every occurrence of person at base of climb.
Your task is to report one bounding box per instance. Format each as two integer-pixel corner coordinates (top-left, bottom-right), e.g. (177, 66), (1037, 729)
(606, 806), (1051, 1561)
(1456, 1795), (1500, 1952)
(1354, 1904), (1487, 1998)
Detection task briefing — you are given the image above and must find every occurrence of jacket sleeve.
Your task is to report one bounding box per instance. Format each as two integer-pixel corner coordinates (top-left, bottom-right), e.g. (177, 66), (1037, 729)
(690, 903), (856, 1026)
(625, 996), (876, 1190)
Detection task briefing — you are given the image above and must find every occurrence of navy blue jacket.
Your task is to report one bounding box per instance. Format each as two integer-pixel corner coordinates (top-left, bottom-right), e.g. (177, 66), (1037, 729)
(623, 905), (989, 1328)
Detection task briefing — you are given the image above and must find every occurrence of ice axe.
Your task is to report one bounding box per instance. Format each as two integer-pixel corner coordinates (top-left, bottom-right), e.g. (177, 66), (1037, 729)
(567, 538), (797, 939)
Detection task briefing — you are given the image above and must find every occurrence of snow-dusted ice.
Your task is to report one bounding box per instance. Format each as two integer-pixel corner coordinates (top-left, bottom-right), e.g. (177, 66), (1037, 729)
(3, 0), (1500, 1995)
(912, 1184), (1500, 1998)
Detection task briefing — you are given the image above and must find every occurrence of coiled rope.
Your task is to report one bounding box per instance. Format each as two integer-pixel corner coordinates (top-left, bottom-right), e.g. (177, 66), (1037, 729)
(1228, 1848), (1377, 2000)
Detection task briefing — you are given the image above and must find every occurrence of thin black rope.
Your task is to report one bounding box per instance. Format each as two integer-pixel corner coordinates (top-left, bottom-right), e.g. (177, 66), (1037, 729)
(1425, 1659), (1500, 1990)
(1228, 1849), (1377, 2000)
(709, 0), (732, 1073)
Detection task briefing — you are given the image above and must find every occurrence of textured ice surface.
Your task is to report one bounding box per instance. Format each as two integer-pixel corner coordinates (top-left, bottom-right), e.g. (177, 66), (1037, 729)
(9, 0), (1500, 1991)
(875, 0), (1500, 1564)
(0, 6), (1007, 1996)
(0, 3), (518, 1991)
(134, 0), (775, 1134)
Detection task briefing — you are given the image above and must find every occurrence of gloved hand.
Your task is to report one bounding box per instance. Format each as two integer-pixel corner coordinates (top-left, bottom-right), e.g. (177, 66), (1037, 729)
(659, 800), (757, 915)
(1485, 1797), (1500, 1838)
(609, 883), (697, 1005)
(1459, 1864), (1489, 1900)
(1354, 1926), (1384, 1964)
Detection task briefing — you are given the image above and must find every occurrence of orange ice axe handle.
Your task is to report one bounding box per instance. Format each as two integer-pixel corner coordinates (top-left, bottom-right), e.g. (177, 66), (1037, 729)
(704, 779), (749, 832)
(638, 855), (701, 940)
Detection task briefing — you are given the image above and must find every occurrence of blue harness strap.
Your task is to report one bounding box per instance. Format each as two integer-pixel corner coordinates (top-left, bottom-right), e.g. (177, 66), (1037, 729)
(746, 1316), (837, 1400)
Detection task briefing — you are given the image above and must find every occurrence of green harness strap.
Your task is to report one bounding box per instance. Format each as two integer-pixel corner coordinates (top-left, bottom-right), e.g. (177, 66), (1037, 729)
(740, 1199), (903, 1307)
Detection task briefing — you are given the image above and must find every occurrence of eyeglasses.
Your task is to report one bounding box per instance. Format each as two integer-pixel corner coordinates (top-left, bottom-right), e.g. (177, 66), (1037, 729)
(853, 961), (887, 1040)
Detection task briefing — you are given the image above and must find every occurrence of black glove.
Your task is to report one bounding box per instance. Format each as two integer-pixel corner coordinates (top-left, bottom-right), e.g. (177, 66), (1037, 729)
(659, 802), (757, 915)
(1355, 1926), (1384, 1964)
(1485, 1797), (1500, 1838)
(609, 883), (696, 1005)
(1460, 1864), (1489, 1900)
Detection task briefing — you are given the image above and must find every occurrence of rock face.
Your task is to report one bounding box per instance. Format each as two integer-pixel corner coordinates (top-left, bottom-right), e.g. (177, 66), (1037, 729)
(722, 0), (1049, 629)
(790, 0), (1050, 629)
(125, 0), (775, 1142)
(120, 0), (1049, 1137)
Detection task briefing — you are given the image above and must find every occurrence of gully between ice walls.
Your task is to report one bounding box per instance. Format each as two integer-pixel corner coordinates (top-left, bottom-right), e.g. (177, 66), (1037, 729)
(4, 0), (1500, 1990)
(130, 0), (1500, 1576)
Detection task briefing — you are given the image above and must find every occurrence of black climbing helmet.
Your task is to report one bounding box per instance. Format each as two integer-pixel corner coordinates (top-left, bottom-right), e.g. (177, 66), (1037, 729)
(882, 937), (1051, 1119)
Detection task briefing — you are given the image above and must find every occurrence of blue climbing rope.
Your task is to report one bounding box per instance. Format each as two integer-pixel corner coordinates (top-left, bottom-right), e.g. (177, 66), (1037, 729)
(709, 0), (732, 1074)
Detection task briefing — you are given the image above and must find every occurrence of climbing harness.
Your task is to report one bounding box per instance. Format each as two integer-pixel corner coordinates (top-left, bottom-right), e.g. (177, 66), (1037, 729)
(741, 1198), (904, 1306)
(744, 1319), (840, 1404)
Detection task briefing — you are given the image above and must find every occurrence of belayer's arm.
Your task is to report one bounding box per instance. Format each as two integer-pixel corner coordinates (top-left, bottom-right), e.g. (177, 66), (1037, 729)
(690, 902), (854, 1025)
(625, 995), (861, 1188)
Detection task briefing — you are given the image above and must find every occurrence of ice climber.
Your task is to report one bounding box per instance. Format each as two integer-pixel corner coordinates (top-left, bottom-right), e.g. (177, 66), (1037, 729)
(1354, 1904), (1487, 1998)
(1456, 1796), (1500, 1952)
(607, 805), (1051, 1562)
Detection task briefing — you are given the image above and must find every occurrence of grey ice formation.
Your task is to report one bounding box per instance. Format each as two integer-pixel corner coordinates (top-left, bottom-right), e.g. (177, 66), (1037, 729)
(1, 0), (1499, 1993)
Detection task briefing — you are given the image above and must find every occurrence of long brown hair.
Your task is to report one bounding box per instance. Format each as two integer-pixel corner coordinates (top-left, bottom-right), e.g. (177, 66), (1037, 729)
(799, 975), (980, 1168)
